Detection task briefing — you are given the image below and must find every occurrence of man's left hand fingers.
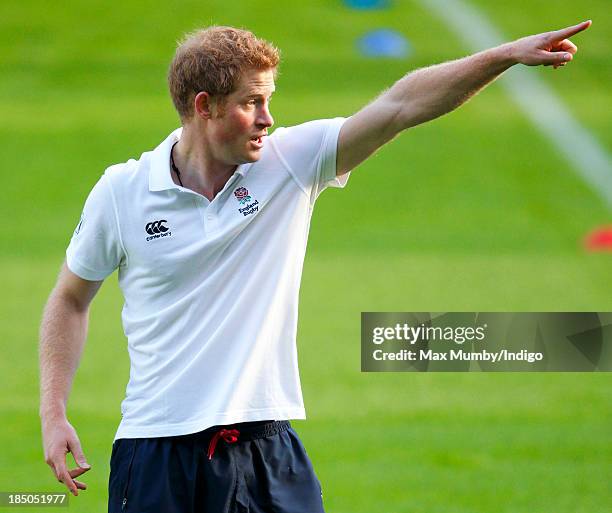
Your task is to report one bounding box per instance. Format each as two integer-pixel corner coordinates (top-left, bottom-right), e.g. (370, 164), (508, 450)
(548, 20), (591, 42)
(539, 50), (572, 66)
(553, 39), (578, 54)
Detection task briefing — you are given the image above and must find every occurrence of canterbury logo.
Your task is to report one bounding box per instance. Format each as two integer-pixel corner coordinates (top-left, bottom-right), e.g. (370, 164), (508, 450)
(145, 219), (172, 242)
(145, 220), (169, 235)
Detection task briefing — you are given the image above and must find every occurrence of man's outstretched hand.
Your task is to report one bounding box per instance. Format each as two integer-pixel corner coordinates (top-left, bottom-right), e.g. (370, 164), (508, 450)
(509, 20), (592, 69)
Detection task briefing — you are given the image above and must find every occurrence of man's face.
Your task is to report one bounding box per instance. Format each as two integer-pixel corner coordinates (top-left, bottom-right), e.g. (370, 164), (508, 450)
(208, 68), (275, 165)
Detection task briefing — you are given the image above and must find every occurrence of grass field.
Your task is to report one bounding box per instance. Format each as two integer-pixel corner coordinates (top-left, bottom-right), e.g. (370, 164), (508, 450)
(1, 0), (611, 511)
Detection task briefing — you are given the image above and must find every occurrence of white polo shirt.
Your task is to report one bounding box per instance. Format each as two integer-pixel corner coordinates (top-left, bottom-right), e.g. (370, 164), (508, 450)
(66, 117), (348, 440)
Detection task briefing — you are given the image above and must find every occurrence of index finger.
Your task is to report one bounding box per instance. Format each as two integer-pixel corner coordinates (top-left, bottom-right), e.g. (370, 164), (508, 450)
(549, 20), (592, 41)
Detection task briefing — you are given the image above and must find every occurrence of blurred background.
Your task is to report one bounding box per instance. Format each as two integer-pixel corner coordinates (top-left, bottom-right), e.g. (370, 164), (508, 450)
(1, 0), (610, 511)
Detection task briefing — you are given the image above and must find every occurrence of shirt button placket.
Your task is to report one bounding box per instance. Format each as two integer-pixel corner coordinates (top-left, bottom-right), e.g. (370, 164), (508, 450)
(206, 210), (217, 231)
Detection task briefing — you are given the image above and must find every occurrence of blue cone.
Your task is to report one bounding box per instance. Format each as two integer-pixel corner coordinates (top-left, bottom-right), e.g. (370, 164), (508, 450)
(344, 0), (390, 9)
(357, 29), (411, 58)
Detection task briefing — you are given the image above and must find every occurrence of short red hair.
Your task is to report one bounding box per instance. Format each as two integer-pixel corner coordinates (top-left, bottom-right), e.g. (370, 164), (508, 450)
(168, 26), (280, 120)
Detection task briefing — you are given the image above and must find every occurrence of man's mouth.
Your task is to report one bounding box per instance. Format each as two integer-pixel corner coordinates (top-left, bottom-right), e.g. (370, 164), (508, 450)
(249, 135), (265, 148)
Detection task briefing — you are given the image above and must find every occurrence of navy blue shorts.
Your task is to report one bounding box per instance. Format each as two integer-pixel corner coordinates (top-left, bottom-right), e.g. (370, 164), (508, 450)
(108, 420), (325, 513)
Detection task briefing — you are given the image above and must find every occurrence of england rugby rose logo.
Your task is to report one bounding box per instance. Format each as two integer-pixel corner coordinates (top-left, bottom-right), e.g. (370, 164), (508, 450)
(234, 187), (251, 204)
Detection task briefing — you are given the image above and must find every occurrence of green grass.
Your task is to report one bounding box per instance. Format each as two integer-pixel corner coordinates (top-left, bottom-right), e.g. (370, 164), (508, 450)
(3, 255), (612, 512)
(1, 0), (611, 511)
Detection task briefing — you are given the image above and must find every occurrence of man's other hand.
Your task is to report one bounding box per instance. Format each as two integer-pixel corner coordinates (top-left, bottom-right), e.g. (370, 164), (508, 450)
(509, 20), (592, 69)
(42, 417), (91, 496)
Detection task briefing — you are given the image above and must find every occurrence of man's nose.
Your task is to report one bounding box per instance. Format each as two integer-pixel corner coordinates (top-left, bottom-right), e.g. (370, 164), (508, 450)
(257, 106), (274, 128)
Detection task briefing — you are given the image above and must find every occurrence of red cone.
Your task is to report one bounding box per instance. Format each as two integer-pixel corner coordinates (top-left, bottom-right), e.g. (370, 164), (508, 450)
(584, 226), (612, 252)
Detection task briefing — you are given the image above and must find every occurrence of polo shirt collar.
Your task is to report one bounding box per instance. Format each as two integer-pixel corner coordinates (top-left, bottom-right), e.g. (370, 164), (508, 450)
(148, 127), (252, 192)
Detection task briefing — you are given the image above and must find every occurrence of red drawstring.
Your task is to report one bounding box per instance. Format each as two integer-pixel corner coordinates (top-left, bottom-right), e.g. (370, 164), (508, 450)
(207, 429), (240, 460)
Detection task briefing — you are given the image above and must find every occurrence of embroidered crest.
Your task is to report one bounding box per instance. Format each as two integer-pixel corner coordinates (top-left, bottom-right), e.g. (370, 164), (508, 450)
(233, 187), (252, 205)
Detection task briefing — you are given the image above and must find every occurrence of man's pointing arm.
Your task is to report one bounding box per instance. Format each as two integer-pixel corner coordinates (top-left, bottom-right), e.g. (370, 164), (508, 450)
(336, 20), (592, 176)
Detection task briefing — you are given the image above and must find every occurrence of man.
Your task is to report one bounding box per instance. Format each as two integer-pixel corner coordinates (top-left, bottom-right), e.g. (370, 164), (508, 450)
(40, 21), (591, 512)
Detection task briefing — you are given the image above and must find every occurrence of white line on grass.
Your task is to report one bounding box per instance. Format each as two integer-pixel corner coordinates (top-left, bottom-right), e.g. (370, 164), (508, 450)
(418, 0), (612, 209)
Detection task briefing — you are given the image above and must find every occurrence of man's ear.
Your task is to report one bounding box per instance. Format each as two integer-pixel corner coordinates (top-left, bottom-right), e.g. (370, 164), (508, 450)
(194, 92), (214, 119)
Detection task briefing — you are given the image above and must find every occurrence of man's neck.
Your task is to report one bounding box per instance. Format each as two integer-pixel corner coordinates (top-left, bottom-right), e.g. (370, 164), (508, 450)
(171, 127), (237, 201)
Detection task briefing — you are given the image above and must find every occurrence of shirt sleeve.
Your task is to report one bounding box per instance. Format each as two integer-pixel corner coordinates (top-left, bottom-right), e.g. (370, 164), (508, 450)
(66, 174), (124, 281)
(269, 117), (349, 201)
